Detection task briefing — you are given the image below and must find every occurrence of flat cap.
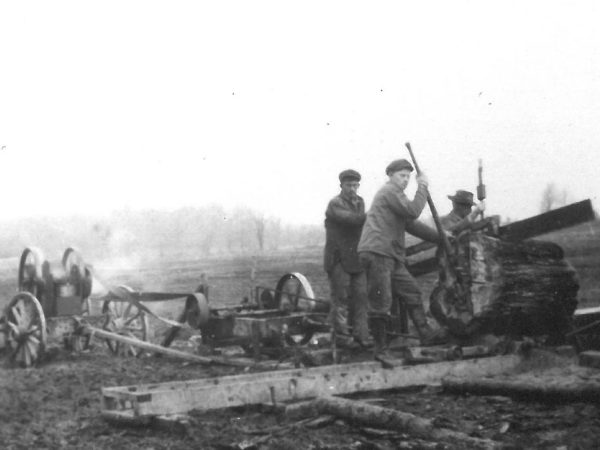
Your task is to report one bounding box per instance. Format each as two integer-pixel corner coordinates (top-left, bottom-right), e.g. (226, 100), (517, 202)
(448, 190), (475, 206)
(339, 169), (361, 182)
(385, 159), (414, 175)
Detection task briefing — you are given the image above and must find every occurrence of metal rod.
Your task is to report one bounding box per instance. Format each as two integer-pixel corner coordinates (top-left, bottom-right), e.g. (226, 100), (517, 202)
(256, 286), (330, 305)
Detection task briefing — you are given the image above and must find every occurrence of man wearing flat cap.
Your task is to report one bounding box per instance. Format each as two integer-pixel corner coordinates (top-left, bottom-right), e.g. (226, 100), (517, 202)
(324, 169), (371, 348)
(358, 159), (446, 355)
(441, 190), (486, 233)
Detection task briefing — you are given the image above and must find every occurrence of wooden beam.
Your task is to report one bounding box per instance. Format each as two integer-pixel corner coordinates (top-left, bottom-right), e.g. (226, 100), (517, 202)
(85, 326), (271, 369)
(101, 354), (521, 419)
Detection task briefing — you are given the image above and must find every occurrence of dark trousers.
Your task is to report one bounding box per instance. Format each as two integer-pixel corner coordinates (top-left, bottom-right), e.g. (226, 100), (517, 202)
(327, 263), (370, 341)
(359, 251), (423, 317)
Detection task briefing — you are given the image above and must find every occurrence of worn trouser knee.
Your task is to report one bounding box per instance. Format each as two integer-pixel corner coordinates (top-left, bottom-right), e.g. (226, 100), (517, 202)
(391, 261), (423, 308)
(359, 252), (394, 316)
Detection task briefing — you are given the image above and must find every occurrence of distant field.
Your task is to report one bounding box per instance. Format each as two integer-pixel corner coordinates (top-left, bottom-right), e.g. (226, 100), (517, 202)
(0, 219), (598, 316)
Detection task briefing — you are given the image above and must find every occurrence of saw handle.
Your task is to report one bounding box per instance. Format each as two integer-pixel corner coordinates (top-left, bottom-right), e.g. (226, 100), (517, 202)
(405, 142), (454, 259)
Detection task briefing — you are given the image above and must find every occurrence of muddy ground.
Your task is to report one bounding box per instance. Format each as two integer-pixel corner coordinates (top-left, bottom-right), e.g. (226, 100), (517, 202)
(1, 221), (600, 449)
(3, 345), (600, 449)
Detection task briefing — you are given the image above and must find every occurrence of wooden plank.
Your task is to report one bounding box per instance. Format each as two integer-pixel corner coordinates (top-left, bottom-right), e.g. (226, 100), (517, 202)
(498, 199), (595, 241)
(101, 354), (521, 419)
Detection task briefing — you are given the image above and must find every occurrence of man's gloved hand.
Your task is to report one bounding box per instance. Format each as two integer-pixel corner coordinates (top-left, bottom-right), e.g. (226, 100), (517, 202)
(416, 172), (429, 188)
(467, 201), (486, 222)
(444, 229), (457, 246)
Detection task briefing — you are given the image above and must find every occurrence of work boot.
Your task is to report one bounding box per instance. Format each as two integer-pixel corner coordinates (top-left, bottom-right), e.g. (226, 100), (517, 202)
(352, 319), (374, 349)
(368, 316), (390, 357)
(407, 304), (449, 346)
(335, 334), (361, 350)
(353, 334), (374, 349)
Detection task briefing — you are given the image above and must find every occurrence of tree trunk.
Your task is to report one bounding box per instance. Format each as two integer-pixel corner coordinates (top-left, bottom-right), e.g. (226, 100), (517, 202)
(430, 232), (578, 339)
(291, 396), (498, 449)
(442, 375), (600, 403)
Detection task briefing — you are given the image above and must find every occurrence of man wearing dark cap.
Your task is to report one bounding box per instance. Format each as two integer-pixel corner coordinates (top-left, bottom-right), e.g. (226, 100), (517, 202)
(324, 169), (371, 347)
(441, 190), (486, 233)
(358, 159), (446, 354)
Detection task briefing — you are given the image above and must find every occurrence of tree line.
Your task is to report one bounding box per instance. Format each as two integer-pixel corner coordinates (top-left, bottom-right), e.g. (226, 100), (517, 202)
(0, 185), (585, 261)
(0, 205), (325, 260)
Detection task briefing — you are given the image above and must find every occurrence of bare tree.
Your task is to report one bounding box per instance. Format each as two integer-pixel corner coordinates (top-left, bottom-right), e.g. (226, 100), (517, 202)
(540, 183), (558, 213)
(253, 213), (266, 251)
(540, 183), (571, 213)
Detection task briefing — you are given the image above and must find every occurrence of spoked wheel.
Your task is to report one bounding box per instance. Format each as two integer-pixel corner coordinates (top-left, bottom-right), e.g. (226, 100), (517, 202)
(4, 292), (47, 367)
(274, 273), (316, 312)
(102, 285), (148, 357)
(18, 247), (46, 296)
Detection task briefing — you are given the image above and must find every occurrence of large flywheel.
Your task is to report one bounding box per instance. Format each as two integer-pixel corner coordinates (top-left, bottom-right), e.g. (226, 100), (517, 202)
(274, 272), (316, 312)
(274, 273), (318, 346)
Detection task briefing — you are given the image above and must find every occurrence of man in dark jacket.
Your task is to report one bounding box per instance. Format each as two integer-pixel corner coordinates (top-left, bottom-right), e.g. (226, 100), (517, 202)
(441, 190), (485, 233)
(324, 169), (370, 346)
(358, 159), (446, 353)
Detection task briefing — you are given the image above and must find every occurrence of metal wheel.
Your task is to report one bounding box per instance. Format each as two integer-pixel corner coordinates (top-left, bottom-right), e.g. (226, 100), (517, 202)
(62, 247), (93, 299)
(18, 247), (46, 295)
(274, 273), (316, 312)
(160, 293), (209, 348)
(184, 293), (210, 329)
(4, 292), (47, 367)
(62, 247), (85, 278)
(102, 285), (148, 357)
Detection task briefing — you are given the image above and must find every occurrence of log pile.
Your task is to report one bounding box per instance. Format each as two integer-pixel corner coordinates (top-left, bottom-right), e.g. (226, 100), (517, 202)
(431, 232), (579, 340)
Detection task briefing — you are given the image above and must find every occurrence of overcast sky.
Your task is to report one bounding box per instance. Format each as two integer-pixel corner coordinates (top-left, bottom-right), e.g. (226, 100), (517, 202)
(1, 1), (598, 225)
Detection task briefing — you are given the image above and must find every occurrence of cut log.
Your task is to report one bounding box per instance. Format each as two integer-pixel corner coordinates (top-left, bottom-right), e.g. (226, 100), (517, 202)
(429, 232), (579, 339)
(306, 396), (499, 449)
(442, 375), (600, 403)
